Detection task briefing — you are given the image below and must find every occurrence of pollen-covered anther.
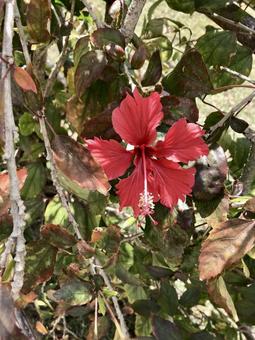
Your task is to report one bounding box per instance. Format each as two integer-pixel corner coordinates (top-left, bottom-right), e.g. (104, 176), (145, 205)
(138, 192), (155, 216)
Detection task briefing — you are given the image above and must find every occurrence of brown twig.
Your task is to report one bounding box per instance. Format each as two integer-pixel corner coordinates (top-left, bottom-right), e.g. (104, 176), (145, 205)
(120, 0), (147, 42)
(0, 0), (26, 301)
(241, 127), (255, 194)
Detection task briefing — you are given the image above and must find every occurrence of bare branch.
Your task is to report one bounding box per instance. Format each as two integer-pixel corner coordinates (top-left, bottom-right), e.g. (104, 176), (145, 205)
(120, 0), (147, 42)
(209, 90), (255, 135)
(0, 0), (26, 300)
(211, 12), (255, 36)
(220, 66), (255, 85)
(80, 0), (104, 28)
(241, 127), (255, 194)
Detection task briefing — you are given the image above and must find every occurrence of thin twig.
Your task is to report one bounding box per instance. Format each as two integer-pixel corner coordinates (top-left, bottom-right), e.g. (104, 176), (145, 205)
(14, 1), (31, 65)
(209, 90), (255, 135)
(44, 0), (75, 98)
(39, 114), (83, 240)
(80, 0), (104, 28)
(0, 0), (26, 301)
(120, 0), (147, 42)
(95, 258), (130, 339)
(220, 66), (255, 85)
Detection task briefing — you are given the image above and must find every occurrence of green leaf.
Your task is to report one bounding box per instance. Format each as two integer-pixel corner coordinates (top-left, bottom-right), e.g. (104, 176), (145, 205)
(180, 283), (201, 308)
(165, 0), (195, 13)
(152, 316), (182, 340)
(19, 112), (37, 136)
(195, 0), (229, 11)
(141, 50), (162, 87)
(212, 45), (253, 87)
(146, 36), (173, 62)
(50, 279), (93, 306)
(26, 0), (51, 43)
(132, 299), (160, 318)
(23, 240), (57, 293)
(135, 315), (152, 337)
(143, 18), (174, 39)
(162, 49), (213, 98)
(158, 280), (179, 315)
(41, 224), (76, 249)
(21, 162), (46, 199)
(73, 36), (90, 68)
(196, 31), (237, 67)
(44, 196), (69, 227)
(124, 284), (147, 304)
(74, 50), (107, 98)
(115, 265), (142, 286)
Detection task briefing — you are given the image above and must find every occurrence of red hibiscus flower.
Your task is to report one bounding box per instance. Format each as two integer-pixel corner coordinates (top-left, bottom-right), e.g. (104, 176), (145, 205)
(86, 89), (208, 218)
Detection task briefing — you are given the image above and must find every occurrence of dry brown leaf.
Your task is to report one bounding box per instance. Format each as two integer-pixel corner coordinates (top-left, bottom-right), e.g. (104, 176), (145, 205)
(13, 67), (37, 93)
(199, 219), (255, 280)
(51, 135), (110, 196)
(35, 321), (48, 335)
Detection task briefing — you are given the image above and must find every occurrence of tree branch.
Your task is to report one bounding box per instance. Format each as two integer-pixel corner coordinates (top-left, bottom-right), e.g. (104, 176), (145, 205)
(220, 66), (255, 85)
(80, 0), (104, 28)
(0, 0), (26, 301)
(209, 90), (255, 135)
(120, 0), (147, 42)
(241, 127), (255, 194)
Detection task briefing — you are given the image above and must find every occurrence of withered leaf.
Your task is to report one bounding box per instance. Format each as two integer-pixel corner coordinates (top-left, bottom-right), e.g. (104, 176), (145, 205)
(13, 67), (37, 94)
(199, 219), (255, 281)
(161, 95), (199, 124)
(244, 197), (255, 213)
(51, 135), (110, 196)
(131, 44), (148, 69)
(22, 240), (57, 293)
(0, 168), (28, 219)
(162, 49), (213, 98)
(74, 50), (107, 98)
(207, 276), (239, 322)
(141, 50), (162, 87)
(91, 27), (125, 49)
(41, 224), (76, 249)
(26, 0), (51, 43)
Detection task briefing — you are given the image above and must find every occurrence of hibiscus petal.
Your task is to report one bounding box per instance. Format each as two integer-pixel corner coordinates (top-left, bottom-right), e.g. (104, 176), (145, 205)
(116, 156), (157, 216)
(86, 138), (132, 180)
(151, 158), (195, 209)
(112, 88), (163, 146)
(154, 118), (209, 162)
(116, 159), (144, 216)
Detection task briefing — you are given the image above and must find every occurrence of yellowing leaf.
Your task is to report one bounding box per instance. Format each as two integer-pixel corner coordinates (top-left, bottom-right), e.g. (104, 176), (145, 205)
(207, 276), (239, 322)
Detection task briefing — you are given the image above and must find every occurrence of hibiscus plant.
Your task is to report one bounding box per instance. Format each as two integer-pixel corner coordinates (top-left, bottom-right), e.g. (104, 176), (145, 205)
(0, 0), (255, 339)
